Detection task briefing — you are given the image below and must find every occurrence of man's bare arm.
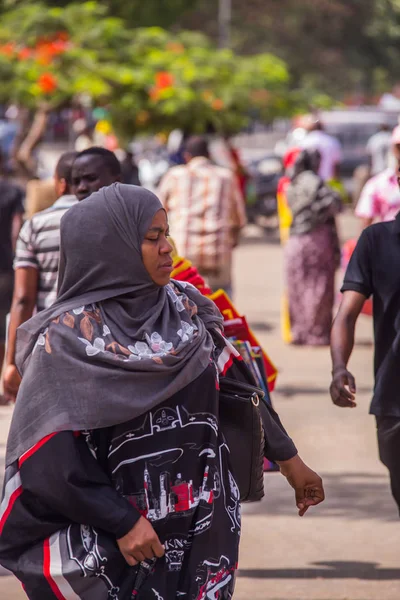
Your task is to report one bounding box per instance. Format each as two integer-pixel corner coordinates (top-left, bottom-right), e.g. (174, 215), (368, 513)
(330, 290), (366, 408)
(11, 212), (23, 251)
(3, 268), (38, 400)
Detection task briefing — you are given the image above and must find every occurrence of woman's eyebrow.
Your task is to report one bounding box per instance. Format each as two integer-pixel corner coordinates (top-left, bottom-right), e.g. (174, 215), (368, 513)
(147, 226), (165, 233)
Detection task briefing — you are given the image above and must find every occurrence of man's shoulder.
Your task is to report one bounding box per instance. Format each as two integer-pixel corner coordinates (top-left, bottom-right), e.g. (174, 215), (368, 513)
(28, 201), (72, 231)
(322, 132), (341, 150)
(363, 219), (396, 240)
(164, 164), (188, 177)
(211, 163), (234, 177)
(360, 169), (394, 195)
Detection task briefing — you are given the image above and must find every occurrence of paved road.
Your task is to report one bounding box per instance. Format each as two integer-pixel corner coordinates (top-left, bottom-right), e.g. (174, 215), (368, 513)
(0, 213), (398, 599)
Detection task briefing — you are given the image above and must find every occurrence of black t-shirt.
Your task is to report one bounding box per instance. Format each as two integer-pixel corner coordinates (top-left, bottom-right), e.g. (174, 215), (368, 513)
(342, 215), (400, 416)
(0, 180), (24, 273)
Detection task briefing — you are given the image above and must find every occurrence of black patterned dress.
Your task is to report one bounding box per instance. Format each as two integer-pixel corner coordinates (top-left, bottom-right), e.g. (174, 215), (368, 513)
(0, 333), (296, 600)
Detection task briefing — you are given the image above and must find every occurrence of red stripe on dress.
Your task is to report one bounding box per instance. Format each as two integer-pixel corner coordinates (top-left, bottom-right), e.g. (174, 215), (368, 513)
(19, 433), (57, 468)
(221, 354), (234, 376)
(43, 538), (66, 600)
(0, 486), (22, 534)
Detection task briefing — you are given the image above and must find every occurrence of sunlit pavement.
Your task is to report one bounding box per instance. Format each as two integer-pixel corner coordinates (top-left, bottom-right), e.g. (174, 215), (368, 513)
(0, 211), (398, 599)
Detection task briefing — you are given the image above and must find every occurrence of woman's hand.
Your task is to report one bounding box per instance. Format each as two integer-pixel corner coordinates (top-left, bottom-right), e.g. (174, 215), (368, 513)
(117, 516), (165, 566)
(277, 454), (325, 516)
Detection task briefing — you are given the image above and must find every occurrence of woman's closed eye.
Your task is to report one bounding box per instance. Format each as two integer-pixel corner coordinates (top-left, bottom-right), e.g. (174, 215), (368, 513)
(146, 230), (170, 242)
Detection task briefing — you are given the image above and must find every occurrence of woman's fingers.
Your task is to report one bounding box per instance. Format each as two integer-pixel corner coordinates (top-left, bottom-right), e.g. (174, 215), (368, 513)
(132, 550), (146, 563)
(123, 552), (138, 567)
(152, 540), (165, 559)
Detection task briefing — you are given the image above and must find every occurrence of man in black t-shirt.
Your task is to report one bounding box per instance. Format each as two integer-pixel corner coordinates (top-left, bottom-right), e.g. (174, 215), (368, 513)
(330, 212), (400, 513)
(0, 154), (24, 397)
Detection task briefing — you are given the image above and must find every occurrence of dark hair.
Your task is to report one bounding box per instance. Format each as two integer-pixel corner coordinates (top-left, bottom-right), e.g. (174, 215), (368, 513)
(292, 149), (321, 180)
(74, 147), (121, 176)
(185, 135), (209, 158)
(55, 151), (79, 184)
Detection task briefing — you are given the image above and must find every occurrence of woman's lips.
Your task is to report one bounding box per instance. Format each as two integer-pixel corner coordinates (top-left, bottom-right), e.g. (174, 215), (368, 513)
(159, 262), (173, 272)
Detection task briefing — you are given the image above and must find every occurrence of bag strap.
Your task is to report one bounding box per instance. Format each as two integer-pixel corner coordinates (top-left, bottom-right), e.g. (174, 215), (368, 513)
(219, 376), (265, 399)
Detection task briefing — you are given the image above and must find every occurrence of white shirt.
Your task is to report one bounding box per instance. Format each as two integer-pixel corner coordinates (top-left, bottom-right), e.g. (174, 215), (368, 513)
(366, 130), (391, 175)
(301, 130), (342, 181)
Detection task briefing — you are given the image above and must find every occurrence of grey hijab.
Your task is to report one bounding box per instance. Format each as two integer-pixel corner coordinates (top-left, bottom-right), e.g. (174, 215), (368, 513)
(7, 183), (223, 466)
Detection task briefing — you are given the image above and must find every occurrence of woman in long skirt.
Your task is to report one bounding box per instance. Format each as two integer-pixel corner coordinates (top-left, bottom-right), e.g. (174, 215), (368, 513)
(285, 150), (342, 346)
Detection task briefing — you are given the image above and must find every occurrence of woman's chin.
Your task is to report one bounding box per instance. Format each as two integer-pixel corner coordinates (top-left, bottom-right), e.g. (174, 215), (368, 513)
(153, 273), (172, 287)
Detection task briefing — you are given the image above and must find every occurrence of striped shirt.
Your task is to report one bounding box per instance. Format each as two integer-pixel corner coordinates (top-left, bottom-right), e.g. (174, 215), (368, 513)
(14, 195), (78, 311)
(158, 157), (246, 271)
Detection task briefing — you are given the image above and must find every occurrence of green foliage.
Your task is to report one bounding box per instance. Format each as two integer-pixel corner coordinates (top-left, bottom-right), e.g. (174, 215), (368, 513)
(0, 2), (297, 137)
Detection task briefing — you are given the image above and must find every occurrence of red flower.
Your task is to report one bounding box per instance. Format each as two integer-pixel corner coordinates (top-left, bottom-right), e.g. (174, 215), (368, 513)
(36, 49), (53, 66)
(155, 71), (174, 89)
(38, 72), (58, 94)
(51, 39), (68, 54)
(211, 98), (224, 111)
(0, 43), (15, 57)
(18, 47), (33, 61)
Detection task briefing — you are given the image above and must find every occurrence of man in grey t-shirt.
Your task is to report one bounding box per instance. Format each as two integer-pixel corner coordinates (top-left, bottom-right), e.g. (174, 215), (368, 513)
(366, 123), (392, 176)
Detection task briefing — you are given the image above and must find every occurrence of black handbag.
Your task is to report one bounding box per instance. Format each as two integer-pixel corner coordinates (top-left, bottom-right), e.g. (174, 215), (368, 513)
(219, 376), (265, 503)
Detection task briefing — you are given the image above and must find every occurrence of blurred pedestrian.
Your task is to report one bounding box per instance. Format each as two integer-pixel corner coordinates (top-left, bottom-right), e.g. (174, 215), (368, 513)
(366, 122), (392, 176)
(301, 119), (342, 182)
(3, 152), (78, 403)
(0, 152), (24, 402)
(3, 148), (121, 402)
(0, 184), (324, 598)
(73, 118), (94, 152)
(330, 206), (400, 514)
(285, 150), (341, 346)
(276, 147), (301, 344)
(121, 150), (141, 186)
(158, 135), (246, 297)
(355, 125), (400, 228)
(276, 147), (301, 245)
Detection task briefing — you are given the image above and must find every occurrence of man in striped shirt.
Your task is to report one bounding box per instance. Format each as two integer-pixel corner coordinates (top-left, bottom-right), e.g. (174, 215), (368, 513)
(3, 148), (122, 402)
(158, 136), (246, 297)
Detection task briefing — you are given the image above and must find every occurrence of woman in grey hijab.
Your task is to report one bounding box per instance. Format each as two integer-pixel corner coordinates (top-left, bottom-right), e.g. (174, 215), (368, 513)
(0, 184), (324, 599)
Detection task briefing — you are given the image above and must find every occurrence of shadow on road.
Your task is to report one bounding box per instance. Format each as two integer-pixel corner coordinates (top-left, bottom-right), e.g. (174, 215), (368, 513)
(274, 385), (372, 398)
(238, 561), (400, 580)
(241, 230), (281, 246)
(248, 321), (275, 333)
(244, 472), (398, 521)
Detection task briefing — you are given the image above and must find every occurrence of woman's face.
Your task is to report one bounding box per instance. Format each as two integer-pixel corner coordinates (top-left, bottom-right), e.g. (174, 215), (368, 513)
(141, 209), (174, 286)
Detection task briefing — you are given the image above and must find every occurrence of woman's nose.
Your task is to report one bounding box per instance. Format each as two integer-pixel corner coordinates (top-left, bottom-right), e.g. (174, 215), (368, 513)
(160, 236), (173, 254)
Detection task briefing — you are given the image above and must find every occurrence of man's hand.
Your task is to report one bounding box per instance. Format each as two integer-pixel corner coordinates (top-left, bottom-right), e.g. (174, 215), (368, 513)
(278, 455), (325, 516)
(3, 364), (21, 403)
(330, 367), (356, 408)
(117, 516), (164, 566)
